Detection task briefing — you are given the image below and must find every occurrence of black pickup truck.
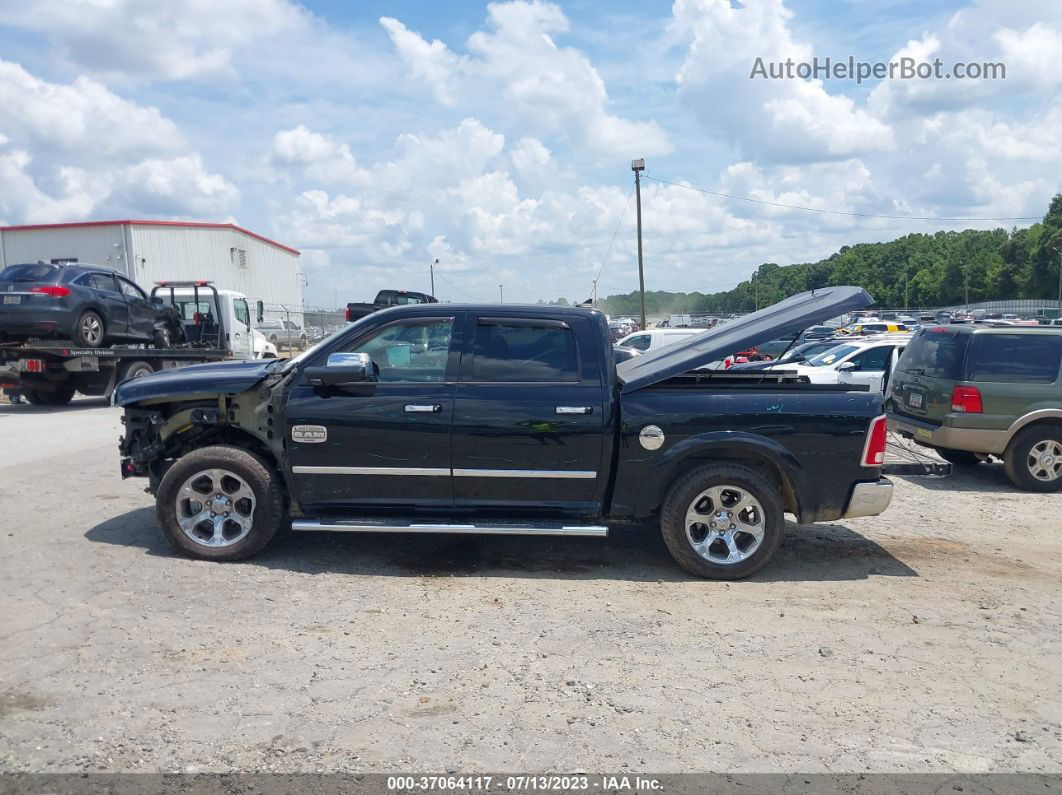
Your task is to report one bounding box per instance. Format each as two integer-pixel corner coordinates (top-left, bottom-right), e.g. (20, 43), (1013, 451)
(114, 286), (893, 579)
(344, 289), (437, 322)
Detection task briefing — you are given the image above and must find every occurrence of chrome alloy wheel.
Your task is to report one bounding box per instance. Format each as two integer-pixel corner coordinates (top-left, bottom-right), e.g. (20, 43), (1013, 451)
(80, 314), (103, 345)
(1027, 439), (1062, 483)
(684, 484), (766, 565)
(175, 468), (256, 548)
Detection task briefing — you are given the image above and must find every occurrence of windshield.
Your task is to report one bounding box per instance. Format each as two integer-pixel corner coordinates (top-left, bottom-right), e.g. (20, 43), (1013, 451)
(0, 264), (60, 282)
(805, 344), (858, 367)
(896, 327), (969, 379)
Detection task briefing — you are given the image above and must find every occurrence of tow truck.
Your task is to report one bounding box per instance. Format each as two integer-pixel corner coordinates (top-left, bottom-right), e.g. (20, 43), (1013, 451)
(0, 281), (274, 406)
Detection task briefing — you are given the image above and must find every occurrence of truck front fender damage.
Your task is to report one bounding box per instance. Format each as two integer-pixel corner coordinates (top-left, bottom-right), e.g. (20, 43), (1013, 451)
(118, 370), (299, 511)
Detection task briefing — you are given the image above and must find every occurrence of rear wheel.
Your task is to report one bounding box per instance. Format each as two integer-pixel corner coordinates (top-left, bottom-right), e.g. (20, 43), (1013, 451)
(660, 464), (785, 580)
(937, 448), (982, 467)
(23, 386), (75, 406)
(156, 445), (284, 561)
(73, 310), (105, 347)
(1004, 427), (1062, 492)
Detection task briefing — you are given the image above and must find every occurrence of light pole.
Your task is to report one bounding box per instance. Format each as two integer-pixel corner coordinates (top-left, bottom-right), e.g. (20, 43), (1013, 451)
(430, 258), (438, 298)
(632, 158), (646, 331)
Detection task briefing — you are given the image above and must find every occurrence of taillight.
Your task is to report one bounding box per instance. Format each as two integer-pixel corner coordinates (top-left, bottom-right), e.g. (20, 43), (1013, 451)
(861, 415), (888, 467)
(29, 286), (71, 297)
(951, 386), (983, 413)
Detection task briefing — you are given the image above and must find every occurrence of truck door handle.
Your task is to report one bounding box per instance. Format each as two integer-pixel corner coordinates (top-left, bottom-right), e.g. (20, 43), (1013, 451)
(405, 404), (442, 413)
(555, 406), (592, 415)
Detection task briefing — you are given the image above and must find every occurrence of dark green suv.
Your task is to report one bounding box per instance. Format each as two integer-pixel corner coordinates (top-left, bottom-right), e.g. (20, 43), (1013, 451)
(887, 325), (1062, 491)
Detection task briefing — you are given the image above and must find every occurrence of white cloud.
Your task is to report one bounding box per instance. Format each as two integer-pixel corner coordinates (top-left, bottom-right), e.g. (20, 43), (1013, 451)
(0, 60), (184, 157)
(671, 0), (893, 163)
(381, 1), (672, 157)
(0, 64), (239, 223)
(0, 0), (307, 81)
(271, 125), (363, 184)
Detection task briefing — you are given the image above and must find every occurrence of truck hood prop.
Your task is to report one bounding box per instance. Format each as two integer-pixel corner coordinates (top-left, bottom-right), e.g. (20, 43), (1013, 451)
(616, 286), (873, 393)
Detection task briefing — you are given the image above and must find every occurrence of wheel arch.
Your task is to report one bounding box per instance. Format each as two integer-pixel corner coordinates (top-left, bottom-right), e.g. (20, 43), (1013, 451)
(649, 433), (805, 520)
(1006, 409), (1062, 440)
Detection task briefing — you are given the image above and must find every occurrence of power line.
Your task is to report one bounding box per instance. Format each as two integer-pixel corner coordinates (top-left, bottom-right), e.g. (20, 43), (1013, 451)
(589, 183), (636, 300)
(643, 175), (1041, 222)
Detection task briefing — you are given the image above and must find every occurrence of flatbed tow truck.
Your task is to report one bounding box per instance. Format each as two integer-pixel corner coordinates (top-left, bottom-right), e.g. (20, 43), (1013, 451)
(0, 281), (267, 406)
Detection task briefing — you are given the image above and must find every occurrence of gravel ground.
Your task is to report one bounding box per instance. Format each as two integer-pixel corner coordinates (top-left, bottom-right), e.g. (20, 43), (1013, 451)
(0, 397), (1059, 774)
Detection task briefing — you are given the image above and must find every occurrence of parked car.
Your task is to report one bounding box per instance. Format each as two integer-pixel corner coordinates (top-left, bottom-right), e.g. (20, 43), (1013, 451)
(613, 345), (641, 364)
(785, 336), (909, 392)
(616, 328), (700, 353)
(887, 325), (1062, 491)
(345, 289), (438, 323)
(0, 262), (165, 347)
(838, 321), (910, 336)
(728, 339), (847, 371)
(255, 319), (308, 351)
(113, 286), (892, 580)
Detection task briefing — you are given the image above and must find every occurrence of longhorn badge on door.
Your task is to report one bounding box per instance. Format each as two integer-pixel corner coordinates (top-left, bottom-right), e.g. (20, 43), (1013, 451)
(292, 425), (328, 443)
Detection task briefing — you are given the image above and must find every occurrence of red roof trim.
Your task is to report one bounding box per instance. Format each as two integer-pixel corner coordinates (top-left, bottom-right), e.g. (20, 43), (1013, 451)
(0, 220), (300, 256)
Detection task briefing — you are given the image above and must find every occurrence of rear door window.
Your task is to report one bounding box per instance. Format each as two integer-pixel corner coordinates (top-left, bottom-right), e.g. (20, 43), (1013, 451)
(968, 334), (1062, 383)
(896, 328), (970, 379)
(470, 319), (578, 382)
(79, 273), (120, 293)
(849, 346), (892, 371)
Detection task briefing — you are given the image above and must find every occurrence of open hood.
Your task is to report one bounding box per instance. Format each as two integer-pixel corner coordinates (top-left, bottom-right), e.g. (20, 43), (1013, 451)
(616, 285), (873, 393)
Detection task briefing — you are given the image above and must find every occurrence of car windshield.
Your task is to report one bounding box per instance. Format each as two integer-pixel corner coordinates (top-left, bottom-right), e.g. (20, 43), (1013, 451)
(896, 327), (969, 379)
(0, 264), (60, 282)
(805, 344), (858, 367)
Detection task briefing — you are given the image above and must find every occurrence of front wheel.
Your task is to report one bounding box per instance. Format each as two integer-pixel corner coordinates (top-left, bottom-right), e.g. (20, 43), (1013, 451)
(1003, 427), (1062, 492)
(156, 445), (285, 560)
(659, 464), (785, 580)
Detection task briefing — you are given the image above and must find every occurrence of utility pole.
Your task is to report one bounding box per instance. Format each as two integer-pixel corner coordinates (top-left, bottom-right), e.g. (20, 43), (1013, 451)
(430, 258), (438, 298)
(632, 159), (646, 330)
(499, 284), (503, 303)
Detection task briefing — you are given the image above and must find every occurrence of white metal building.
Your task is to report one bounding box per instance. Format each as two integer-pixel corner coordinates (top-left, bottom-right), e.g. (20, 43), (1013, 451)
(0, 220), (304, 323)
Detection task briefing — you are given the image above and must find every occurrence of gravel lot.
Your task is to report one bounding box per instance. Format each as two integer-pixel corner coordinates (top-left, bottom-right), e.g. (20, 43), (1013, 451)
(1, 397), (1060, 773)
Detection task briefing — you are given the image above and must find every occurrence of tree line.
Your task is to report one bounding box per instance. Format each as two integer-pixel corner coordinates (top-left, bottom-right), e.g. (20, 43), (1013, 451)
(586, 194), (1062, 316)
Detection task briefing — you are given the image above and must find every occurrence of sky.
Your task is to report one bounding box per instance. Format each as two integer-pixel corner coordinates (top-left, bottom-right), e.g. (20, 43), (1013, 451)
(0, 0), (1059, 308)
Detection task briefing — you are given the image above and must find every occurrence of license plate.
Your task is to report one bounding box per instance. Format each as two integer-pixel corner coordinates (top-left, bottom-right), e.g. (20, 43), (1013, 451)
(907, 391), (924, 408)
(3, 295), (20, 305)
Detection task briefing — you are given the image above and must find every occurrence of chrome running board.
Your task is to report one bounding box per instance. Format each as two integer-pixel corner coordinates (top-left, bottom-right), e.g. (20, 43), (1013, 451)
(291, 519), (608, 538)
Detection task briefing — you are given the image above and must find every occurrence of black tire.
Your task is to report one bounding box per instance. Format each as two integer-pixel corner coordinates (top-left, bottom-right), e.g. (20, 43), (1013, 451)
(156, 445), (285, 561)
(120, 361), (154, 381)
(1003, 426), (1062, 493)
(24, 386), (75, 406)
(659, 463), (785, 580)
(152, 328), (171, 349)
(937, 448), (982, 467)
(73, 310), (106, 347)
